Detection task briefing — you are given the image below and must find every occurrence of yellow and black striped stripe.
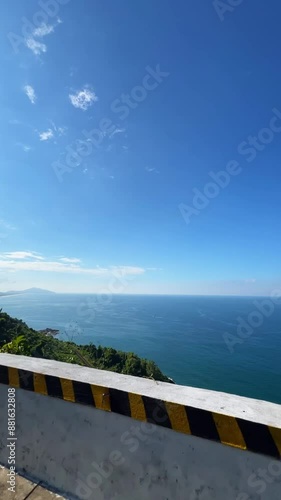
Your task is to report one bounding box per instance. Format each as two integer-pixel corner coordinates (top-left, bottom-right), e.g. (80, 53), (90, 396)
(1, 364), (280, 459)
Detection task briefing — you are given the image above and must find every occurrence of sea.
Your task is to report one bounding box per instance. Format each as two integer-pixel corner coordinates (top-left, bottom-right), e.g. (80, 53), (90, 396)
(1, 293), (281, 404)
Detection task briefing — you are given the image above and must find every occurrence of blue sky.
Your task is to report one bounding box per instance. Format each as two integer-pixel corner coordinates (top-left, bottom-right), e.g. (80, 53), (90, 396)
(0, 0), (280, 294)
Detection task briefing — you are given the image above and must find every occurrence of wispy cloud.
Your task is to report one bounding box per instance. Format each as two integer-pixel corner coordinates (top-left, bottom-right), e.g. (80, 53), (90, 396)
(110, 127), (126, 138)
(0, 220), (16, 231)
(49, 121), (67, 136)
(38, 122), (66, 142)
(24, 85), (37, 104)
(33, 24), (54, 37)
(0, 251), (153, 277)
(146, 267), (163, 271)
(1, 251), (43, 260)
(145, 166), (160, 174)
(69, 87), (98, 111)
(39, 129), (54, 141)
(69, 66), (77, 78)
(9, 119), (21, 125)
(59, 257), (81, 264)
(25, 38), (47, 56)
(16, 143), (31, 153)
(25, 21), (60, 56)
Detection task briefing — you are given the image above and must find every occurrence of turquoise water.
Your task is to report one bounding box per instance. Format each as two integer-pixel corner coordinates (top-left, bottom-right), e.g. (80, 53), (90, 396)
(1, 293), (281, 404)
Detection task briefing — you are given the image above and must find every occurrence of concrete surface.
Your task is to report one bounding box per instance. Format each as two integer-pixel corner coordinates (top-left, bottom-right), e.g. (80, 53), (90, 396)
(0, 465), (67, 499)
(0, 384), (281, 500)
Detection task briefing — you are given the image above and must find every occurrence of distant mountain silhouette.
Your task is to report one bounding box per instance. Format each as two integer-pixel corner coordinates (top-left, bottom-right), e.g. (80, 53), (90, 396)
(0, 288), (56, 297)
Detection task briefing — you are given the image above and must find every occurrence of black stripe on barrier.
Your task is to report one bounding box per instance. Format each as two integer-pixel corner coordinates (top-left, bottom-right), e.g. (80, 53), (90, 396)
(18, 369), (34, 391)
(0, 365), (9, 385)
(109, 388), (131, 417)
(73, 381), (95, 406)
(142, 396), (172, 429)
(237, 418), (280, 459)
(186, 406), (220, 442)
(45, 375), (63, 399)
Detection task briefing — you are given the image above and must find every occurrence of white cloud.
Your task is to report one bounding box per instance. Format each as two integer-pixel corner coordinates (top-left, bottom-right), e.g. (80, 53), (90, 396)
(69, 88), (98, 111)
(25, 21), (60, 56)
(0, 252), (151, 278)
(39, 129), (54, 141)
(33, 24), (54, 37)
(59, 257), (81, 264)
(38, 123), (66, 142)
(0, 261), (145, 276)
(1, 252), (43, 260)
(25, 38), (47, 55)
(24, 85), (37, 104)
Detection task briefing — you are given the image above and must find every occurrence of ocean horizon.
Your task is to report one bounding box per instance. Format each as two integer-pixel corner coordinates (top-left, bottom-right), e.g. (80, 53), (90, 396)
(1, 293), (280, 404)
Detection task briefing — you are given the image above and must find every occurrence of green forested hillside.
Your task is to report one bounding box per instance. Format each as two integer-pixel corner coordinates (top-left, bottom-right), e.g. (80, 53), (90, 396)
(0, 309), (171, 382)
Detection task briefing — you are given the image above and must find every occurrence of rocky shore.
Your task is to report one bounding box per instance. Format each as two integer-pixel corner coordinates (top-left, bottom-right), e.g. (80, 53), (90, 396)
(38, 328), (60, 337)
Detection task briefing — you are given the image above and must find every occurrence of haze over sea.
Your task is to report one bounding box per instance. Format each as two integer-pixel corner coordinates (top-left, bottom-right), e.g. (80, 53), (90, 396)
(1, 293), (281, 404)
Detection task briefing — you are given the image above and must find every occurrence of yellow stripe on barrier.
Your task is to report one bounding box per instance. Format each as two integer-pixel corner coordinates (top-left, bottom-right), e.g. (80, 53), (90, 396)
(60, 378), (75, 402)
(91, 384), (111, 411)
(269, 426), (281, 456)
(165, 402), (191, 434)
(129, 393), (147, 422)
(33, 373), (48, 396)
(213, 413), (247, 450)
(8, 368), (20, 388)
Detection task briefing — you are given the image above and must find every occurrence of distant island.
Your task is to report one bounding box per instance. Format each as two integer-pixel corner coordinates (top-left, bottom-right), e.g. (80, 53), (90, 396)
(0, 288), (56, 297)
(0, 309), (173, 383)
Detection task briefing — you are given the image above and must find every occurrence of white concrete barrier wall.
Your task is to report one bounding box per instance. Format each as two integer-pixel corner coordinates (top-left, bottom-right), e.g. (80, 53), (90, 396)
(0, 354), (281, 500)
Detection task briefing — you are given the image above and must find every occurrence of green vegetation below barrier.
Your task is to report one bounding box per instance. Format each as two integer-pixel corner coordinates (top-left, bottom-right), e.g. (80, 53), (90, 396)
(0, 309), (172, 383)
